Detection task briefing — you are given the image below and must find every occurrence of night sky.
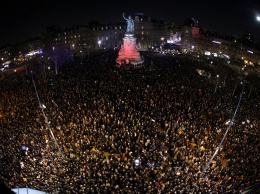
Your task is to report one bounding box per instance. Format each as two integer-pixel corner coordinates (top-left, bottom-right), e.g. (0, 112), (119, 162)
(0, 0), (259, 47)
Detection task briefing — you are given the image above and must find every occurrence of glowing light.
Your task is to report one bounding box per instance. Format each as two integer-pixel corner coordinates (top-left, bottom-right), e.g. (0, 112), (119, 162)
(205, 51), (211, 56)
(257, 16), (260, 21)
(40, 103), (46, 109)
(135, 159), (140, 166)
(212, 40), (221, 44)
(247, 50), (253, 54)
(25, 49), (43, 57)
(98, 40), (101, 47)
(222, 54), (230, 59)
(212, 53), (218, 57)
(225, 119), (234, 126)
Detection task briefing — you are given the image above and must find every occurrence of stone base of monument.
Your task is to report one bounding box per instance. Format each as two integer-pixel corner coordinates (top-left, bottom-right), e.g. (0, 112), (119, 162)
(116, 34), (144, 66)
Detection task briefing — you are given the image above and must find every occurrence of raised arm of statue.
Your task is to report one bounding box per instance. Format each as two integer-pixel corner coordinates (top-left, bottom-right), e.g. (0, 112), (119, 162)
(123, 12), (127, 20)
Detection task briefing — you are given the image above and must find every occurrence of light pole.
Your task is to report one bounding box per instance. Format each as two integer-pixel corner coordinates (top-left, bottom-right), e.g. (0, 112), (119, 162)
(223, 76), (226, 87)
(31, 72), (64, 158)
(214, 75), (219, 93)
(232, 80), (238, 96)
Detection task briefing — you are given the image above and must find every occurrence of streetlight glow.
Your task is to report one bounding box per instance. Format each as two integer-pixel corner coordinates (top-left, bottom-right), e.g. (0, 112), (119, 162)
(257, 16), (260, 21)
(98, 40), (101, 47)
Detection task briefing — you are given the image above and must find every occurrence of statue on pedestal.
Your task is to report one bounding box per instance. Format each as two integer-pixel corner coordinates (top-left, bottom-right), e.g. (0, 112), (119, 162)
(116, 13), (143, 66)
(123, 12), (134, 34)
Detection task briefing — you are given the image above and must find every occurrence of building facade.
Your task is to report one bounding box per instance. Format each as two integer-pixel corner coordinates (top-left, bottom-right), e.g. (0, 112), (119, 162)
(1, 14), (260, 68)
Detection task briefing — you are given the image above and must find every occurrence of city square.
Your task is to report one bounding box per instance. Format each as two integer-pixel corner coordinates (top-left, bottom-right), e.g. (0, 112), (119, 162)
(0, 3), (260, 194)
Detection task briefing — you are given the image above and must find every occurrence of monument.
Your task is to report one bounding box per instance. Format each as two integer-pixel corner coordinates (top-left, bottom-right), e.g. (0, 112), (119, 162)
(116, 13), (144, 66)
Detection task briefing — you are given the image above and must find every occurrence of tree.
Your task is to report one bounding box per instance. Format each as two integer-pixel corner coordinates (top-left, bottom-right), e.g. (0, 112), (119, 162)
(43, 44), (73, 75)
(41, 26), (73, 75)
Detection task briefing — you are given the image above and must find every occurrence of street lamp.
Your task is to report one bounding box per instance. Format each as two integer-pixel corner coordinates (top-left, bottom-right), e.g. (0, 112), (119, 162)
(160, 37), (164, 52)
(98, 40), (101, 48)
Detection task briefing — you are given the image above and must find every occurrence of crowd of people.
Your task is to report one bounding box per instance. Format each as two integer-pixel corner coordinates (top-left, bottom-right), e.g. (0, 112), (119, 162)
(0, 50), (259, 194)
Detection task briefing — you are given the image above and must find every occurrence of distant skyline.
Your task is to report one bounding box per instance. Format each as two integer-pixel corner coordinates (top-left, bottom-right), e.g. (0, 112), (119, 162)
(0, 0), (259, 47)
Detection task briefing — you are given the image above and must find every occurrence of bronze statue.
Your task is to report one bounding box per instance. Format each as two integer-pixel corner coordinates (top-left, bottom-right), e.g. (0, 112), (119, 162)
(123, 12), (134, 34)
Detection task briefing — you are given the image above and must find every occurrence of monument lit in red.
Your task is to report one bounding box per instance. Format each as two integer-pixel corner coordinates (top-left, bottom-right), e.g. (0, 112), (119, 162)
(116, 13), (144, 66)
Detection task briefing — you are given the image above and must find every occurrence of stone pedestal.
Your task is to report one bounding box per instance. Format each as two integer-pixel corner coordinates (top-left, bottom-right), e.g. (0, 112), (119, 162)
(116, 34), (144, 66)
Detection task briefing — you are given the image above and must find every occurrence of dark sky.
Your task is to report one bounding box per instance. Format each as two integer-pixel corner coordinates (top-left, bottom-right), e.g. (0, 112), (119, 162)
(0, 0), (259, 47)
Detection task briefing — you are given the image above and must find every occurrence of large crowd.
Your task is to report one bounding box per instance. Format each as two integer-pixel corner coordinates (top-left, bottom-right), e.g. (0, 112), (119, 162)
(0, 50), (259, 194)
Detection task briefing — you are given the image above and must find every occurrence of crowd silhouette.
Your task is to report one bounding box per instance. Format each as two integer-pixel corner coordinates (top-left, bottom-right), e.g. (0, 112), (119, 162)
(0, 49), (259, 194)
